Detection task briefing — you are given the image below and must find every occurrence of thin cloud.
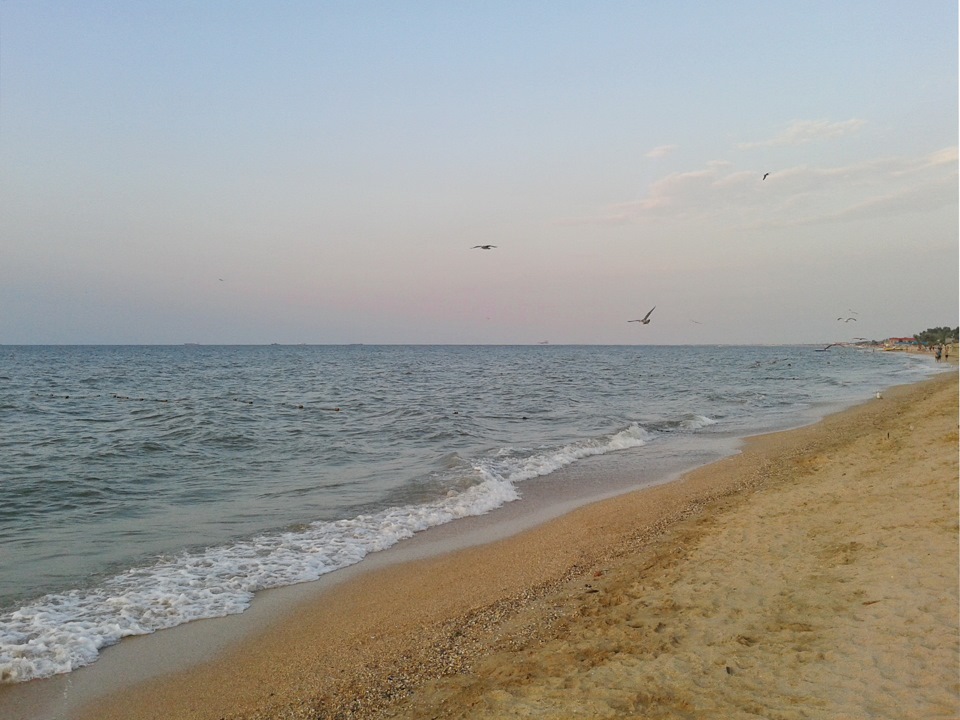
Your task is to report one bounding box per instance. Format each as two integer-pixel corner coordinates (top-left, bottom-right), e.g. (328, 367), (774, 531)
(787, 156), (958, 227)
(579, 146), (957, 228)
(739, 119), (866, 149)
(795, 180), (957, 226)
(918, 145), (958, 167)
(645, 144), (678, 159)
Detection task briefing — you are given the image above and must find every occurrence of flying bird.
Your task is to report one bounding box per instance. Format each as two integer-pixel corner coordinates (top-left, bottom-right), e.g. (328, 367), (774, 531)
(763, 172), (770, 180)
(815, 343), (839, 352)
(837, 317), (857, 322)
(628, 306), (656, 325)
(472, 245), (497, 250)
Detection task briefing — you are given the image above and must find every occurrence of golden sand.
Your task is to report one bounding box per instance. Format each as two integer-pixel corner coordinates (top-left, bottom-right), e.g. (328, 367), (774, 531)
(8, 372), (958, 720)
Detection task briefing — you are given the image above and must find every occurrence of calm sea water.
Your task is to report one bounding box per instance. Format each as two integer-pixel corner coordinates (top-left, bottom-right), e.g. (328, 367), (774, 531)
(0, 344), (940, 682)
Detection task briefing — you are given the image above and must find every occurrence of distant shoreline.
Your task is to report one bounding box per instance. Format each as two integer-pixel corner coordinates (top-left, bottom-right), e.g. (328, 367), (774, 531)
(1, 340), (953, 348)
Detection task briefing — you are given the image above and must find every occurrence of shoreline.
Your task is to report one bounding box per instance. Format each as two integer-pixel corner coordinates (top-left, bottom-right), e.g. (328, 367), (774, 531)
(3, 370), (956, 719)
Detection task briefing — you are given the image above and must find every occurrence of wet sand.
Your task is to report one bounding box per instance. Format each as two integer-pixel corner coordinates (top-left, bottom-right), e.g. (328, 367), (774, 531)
(7, 371), (958, 719)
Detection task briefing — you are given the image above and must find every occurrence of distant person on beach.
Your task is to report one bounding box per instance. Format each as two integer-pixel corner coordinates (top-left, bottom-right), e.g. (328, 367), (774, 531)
(944, 344), (950, 360)
(934, 345), (942, 362)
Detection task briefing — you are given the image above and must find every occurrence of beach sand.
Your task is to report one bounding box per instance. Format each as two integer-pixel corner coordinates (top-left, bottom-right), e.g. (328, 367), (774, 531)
(8, 371), (958, 720)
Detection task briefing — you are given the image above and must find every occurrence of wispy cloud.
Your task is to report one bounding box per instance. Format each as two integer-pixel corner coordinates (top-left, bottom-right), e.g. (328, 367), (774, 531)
(645, 144), (678, 159)
(738, 119), (866, 149)
(785, 150), (958, 226)
(573, 147), (957, 228)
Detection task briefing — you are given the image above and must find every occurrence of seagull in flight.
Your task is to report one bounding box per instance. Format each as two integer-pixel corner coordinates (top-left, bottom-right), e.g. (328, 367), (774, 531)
(815, 343), (839, 352)
(472, 245), (497, 250)
(763, 172), (771, 180)
(628, 306), (656, 325)
(837, 317), (857, 322)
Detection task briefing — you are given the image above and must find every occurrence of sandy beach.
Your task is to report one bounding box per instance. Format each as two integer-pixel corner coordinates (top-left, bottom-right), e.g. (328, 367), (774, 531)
(5, 370), (957, 720)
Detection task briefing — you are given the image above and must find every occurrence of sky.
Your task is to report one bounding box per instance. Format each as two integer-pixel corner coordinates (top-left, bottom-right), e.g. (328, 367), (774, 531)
(1, 1), (957, 345)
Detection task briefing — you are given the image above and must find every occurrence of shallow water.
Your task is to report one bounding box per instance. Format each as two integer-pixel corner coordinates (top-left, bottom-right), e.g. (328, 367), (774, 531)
(0, 344), (939, 682)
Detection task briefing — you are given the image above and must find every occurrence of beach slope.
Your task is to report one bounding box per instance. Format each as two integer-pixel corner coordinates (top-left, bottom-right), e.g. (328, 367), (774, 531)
(397, 372), (959, 719)
(39, 371), (960, 719)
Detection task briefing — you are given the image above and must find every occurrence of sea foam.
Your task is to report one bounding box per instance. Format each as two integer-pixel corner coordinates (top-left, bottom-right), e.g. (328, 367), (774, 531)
(0, 422), (651, 682)
(1, 344), (937, 684)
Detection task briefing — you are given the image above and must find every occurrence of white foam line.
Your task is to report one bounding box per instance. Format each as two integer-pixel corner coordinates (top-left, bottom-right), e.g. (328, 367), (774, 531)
(0, 421), (658, 683)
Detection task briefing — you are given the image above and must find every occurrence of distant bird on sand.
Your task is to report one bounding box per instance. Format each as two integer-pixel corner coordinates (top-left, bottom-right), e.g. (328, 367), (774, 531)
(472, 245), (497, 250)
(628, 306), (656, 325)
(763, 172), (770, 180)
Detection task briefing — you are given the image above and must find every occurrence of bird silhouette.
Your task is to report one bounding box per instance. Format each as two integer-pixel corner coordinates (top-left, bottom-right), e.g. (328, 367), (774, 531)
(837, 317), (857, 322)
(628, 306), (656, 325)
(472, 245), (497, 250)
(763, 172), (770, 180)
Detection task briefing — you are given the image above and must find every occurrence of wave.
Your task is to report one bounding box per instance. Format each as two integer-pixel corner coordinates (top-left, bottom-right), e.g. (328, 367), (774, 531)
(3, 344), (935, 685)
(0, 421), (662, 683)
(646, 414), (718, 432)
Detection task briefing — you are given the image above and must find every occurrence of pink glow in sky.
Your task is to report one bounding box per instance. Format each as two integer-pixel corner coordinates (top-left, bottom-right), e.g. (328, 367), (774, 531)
(2, 2), (956, 344)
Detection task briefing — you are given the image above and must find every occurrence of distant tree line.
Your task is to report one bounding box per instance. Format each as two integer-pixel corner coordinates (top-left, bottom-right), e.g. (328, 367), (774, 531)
(913, 326), (959, 346)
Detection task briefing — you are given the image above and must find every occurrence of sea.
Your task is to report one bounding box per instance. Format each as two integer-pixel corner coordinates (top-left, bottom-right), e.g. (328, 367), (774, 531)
(0, 344), (942, 684)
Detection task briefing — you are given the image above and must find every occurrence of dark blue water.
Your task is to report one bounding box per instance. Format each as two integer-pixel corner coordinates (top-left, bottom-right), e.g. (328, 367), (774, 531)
(0, 344), (940, 682)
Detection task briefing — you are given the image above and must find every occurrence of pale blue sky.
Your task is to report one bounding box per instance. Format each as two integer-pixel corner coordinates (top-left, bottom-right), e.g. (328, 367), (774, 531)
(2, 1), (957, 344)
